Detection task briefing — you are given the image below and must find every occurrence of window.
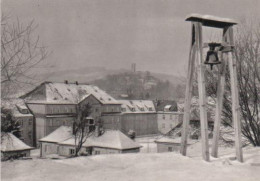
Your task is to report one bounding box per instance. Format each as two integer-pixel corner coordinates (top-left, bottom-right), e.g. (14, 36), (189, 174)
(95, 150), (100, 155)
(162, 123), (165, 128)
(28, 118), (32, 125)
(168, 147), (173, 152)
(70, 149), (75, 155)
(28, 131), (32, 138)
(95, 108), (98, 112)
(162, 115), (165, 120)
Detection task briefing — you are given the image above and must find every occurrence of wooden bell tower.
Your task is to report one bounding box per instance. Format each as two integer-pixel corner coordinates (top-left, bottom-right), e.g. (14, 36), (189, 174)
(180, 14), (243, 162)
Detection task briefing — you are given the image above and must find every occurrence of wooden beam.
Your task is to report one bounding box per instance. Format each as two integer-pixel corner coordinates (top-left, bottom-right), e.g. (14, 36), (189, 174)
(227, 26), (243, 162)
(195, 22), (210, 162)
(211, 27), (229, 158)
(180, 23), (196, 156)
(211, 53), (227, 158)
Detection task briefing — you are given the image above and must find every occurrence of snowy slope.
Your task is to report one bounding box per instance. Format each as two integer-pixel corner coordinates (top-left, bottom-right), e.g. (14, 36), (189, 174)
(1, 147), (260, 181)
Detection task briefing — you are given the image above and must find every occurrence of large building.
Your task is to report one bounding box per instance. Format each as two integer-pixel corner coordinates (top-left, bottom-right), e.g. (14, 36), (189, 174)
(102, 100), (158, 136)
(20, 81), (121, 144)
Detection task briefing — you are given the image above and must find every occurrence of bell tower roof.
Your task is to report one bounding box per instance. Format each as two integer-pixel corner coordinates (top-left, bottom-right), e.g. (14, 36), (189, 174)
(186, 14), (237, 28)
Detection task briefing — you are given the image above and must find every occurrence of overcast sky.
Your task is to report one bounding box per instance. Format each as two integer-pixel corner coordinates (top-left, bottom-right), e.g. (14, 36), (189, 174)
(2, 0), (260, 76)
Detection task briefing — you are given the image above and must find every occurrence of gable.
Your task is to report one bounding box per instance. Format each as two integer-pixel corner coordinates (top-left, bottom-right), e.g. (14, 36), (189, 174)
(20, 83), (47, 102)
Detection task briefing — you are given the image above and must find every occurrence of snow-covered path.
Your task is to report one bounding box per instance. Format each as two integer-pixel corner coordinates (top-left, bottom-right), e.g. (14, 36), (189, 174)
(1, 147), (260, 181)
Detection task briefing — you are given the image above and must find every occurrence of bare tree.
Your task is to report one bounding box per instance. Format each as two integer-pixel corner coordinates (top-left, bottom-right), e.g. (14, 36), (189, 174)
(1, 14), (49, 98)
(73, 103), (94, 157)
(204, 19), (260, 146)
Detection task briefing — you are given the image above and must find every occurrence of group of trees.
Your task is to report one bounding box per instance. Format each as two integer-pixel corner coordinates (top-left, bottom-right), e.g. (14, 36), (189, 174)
(202, 20), (260, 146)
(92, 72), (179, 100)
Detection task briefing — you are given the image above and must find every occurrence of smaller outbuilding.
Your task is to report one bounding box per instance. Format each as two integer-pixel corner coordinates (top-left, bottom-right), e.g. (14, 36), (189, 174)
(154, 137), (197, 153)
(39, 126), (141, 157)
(1, 133), (33, 161)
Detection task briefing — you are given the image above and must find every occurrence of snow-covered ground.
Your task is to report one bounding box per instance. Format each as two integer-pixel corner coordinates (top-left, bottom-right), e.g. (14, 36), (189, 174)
(1, 144), (260, 181)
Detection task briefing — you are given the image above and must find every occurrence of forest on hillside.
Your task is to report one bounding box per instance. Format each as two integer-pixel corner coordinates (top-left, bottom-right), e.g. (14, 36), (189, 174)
(91, 71), (185, 100)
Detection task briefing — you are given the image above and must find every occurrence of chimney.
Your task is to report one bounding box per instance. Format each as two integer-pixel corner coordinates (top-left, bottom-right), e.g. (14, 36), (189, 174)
(75, 81), (78, 85)
(64, 80), (68, 84)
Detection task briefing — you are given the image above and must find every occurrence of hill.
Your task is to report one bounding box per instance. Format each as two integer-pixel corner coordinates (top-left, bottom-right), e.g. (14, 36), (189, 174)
(15, 66), (186, 99)
(90, 71), (185, 100)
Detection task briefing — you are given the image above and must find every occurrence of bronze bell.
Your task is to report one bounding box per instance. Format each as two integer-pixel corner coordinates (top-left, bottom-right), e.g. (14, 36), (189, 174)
(205, 43), (222, 70)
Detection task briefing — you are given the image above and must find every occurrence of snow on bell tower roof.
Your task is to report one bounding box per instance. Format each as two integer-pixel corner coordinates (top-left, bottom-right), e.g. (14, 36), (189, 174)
(186, 14), (237, 28)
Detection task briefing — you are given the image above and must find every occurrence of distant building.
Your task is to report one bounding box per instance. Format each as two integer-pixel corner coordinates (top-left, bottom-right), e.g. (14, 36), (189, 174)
(102, 100), (158, 136)
(131, 63), (136, 73)
(39, 126), (141, 157)
(155, 137), (197, 153)
(154, 100), (178, 112)
(1, 133), (33, 161)
(157, 111), (183, 134)
(20, 82), (121, 145)
(1, 99), (35, 146)
(154, 100), (182, 134)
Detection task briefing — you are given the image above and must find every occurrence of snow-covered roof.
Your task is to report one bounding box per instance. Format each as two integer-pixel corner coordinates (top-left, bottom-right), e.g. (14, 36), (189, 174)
(1, 133), (33, 152)
(59, 130), (141, 150)
(1, 98), (25, 110)
(39, 126), (73, 143)
(1, 98), (33, 117)
(22, 82), (119, 105)
(186, 14), (237, 28)
(155, 137), (197, 144)
(118, 100), (155, 113)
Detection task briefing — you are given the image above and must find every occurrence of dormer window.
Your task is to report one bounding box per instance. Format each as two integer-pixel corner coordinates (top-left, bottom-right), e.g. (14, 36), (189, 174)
(137, 105), (144, 111)
(127, 105), (135, 112)
(121, 108), (126, 112)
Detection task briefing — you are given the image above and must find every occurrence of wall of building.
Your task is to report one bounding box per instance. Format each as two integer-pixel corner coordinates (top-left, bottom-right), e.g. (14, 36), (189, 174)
(45, 117), (75, 136)
(58, 145), (85, 157)
(14, 116), (34, 146)
(157, 112), (183, 134)
(1, 150), (31, 161)
(36, 117), (46, 143)
(102, 113), (158, 136)
(27, 104), (46, 115)
(156, 142), (181, 153)
(102, 104), (121, 114)
(40, 142), (59, 157)
(58, 145), (121, 157)
(121, 113), (158, 136)
(92, 147), (121, 155)
(101, 114), (121, 130)
(46, 104), (76, 115)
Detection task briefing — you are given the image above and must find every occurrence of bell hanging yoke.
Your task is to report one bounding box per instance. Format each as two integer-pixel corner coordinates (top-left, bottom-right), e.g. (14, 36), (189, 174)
(180, 14), (243, 162)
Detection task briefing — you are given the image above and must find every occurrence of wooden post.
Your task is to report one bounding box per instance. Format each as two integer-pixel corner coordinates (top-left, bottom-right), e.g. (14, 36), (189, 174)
(211, 28), (229, 158)
(227, 27), (243, 162)
(195, 22), (210, 161)
(180, 23), (196, 156)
